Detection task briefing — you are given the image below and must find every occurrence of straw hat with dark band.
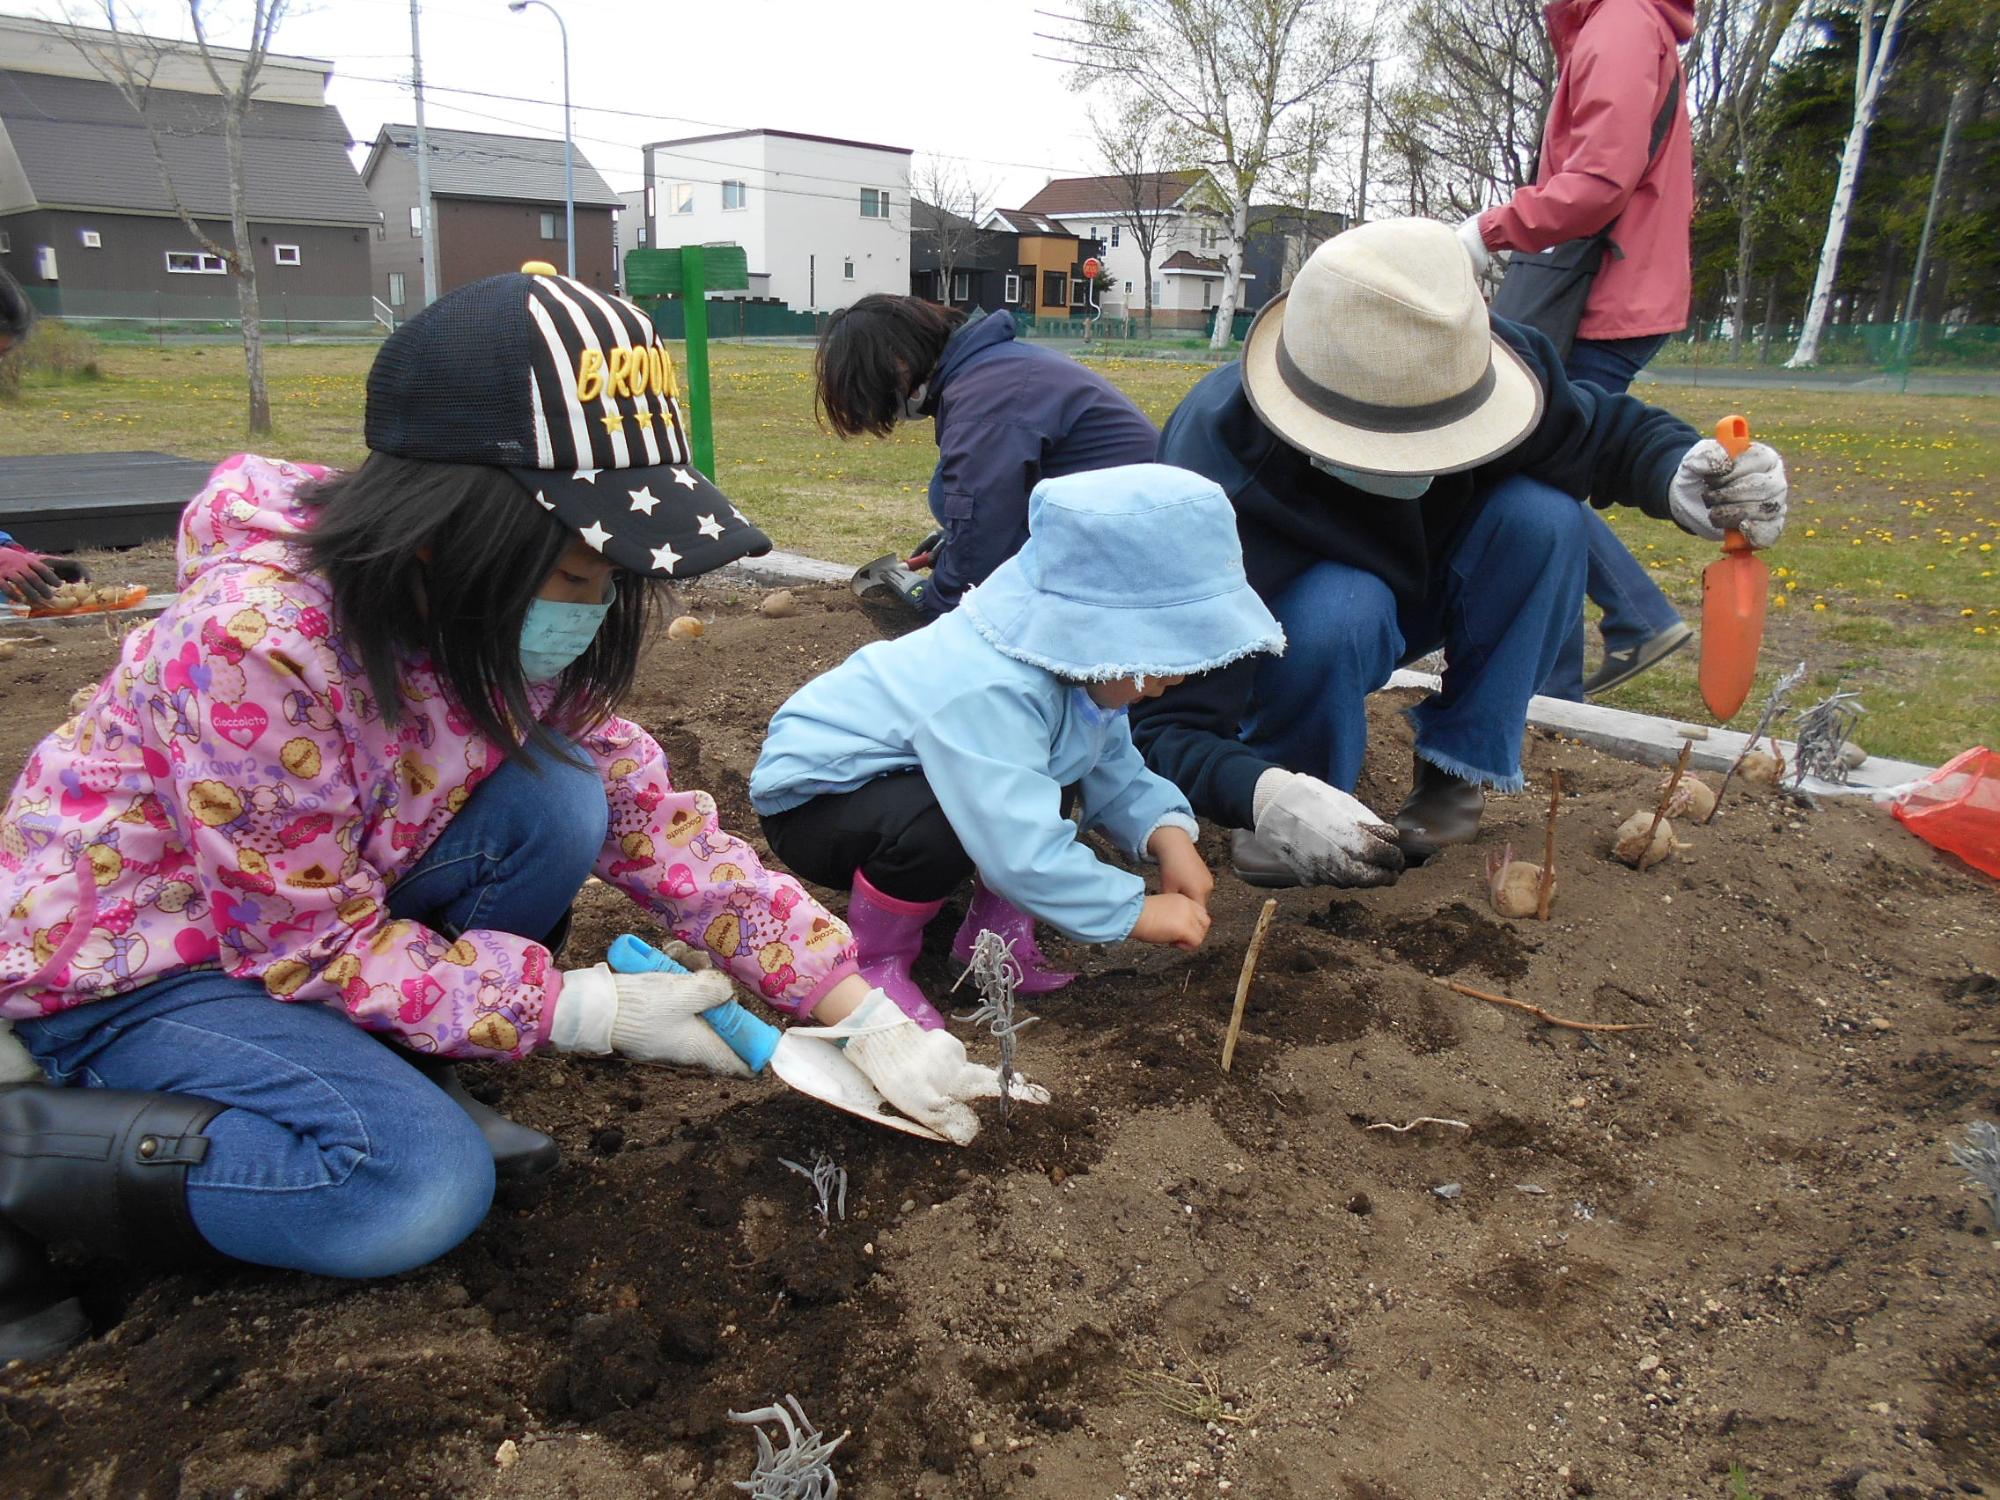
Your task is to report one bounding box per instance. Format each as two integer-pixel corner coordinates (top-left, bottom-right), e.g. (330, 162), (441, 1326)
(1241, 218), (1545, 477)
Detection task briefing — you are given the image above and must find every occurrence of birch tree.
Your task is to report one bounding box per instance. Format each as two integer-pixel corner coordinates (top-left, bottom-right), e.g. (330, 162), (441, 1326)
(1786, 0), (1914, 366)
(62, 2), (290, 434)
(1053, 0), (1370, 349)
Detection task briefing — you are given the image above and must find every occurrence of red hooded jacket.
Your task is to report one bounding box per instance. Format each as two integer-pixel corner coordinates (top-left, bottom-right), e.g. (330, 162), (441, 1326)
(1479, 0), (1696, 342)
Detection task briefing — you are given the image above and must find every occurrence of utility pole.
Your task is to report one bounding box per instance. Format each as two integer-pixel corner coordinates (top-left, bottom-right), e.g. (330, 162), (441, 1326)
(409, 0), (438, 306)
(1355, 57), (1375, 226)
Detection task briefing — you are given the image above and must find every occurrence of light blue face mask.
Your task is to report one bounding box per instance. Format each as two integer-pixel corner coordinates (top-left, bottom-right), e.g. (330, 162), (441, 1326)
(520, 594), (613, 683)
(1309, 455), (1435, 500)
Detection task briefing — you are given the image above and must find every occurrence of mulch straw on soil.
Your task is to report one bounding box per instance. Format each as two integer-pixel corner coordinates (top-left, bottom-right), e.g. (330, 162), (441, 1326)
(2, 584), (1997, 1500)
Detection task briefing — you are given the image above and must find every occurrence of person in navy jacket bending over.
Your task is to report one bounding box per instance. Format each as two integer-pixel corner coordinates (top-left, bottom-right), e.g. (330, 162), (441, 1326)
(814, 295), (1160, 614)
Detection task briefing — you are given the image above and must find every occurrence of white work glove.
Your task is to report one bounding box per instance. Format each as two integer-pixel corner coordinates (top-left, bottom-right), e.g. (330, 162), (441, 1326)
(1455, 213), (1493, 278)
(839, 990), (1047, 1146)
(0, 1021), (46, 1085)
(551, 964), (753, 1077)
(1253, 769), (1405, 888)
(1668, 439), (1789, 549)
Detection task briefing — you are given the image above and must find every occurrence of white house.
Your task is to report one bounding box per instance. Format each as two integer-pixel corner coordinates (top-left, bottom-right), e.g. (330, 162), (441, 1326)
(639, 128), (910, 312)
(1013, 170), (1251, 329)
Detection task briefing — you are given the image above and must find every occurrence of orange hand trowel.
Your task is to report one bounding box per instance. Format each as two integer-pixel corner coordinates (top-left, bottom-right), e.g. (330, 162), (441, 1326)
(1697, 415), (1768, 721)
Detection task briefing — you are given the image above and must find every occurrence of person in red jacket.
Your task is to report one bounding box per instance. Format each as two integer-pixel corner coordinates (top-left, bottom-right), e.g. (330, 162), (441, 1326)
(1459, 0), (1696, 700)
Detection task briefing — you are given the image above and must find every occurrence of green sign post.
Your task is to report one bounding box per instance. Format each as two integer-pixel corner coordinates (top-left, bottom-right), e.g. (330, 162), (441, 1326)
(624, 244), (751, 479)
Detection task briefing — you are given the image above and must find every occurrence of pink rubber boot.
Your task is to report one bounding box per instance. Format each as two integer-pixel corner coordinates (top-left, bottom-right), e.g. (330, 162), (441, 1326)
(950, 880), (1077, 995)
(845, 871), (949, 1030)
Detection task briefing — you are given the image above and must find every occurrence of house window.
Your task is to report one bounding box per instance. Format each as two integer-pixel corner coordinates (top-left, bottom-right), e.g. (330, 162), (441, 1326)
(636, 224), (648, 246)
(721, 180), (747, 211)
(1150, 280), (1162, 303)
(645, 186), (656, 218)
(165, 251), (228, 275)
(842, 258), (855, 281)
(951, 271), (969, 301)
(36, 245), (57, 280)
(538, 211), (563, 241)
(1202, 279), (1218, 308)
(387, 271), (406, 307)
(1124, 280), (1132, 294)
(409, 205), (423, 238)
(1043, 271), (1067, 307)
(1003, 272), (1020, 303)
(860, 187), (891, 219)
(1199, 226), (1218, 250)
(1111, 225), (1120, 247)
(79, 228), (102, 248)
(274, 244), (301, 266)
(0, 231), (9, 253)
(668, 181), (695, 215)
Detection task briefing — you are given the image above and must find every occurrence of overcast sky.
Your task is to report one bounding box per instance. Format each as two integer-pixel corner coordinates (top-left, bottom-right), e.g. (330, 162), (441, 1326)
(19, 0), (1107, 207)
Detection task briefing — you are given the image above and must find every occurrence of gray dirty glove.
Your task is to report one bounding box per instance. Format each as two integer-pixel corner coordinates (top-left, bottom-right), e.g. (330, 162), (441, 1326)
(1248, 769), (1405, 888)
(1669, 439), (1789, 549)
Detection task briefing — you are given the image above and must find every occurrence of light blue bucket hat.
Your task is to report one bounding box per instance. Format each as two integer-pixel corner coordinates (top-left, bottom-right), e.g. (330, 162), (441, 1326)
(960, 462), (1286, 682)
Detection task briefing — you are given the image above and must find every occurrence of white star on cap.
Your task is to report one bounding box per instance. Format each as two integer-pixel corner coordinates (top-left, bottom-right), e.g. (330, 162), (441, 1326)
(574, 468), (602, 485)
(671, 468), (699, 490)
(579, 520), (612, 552)
(649, 541), (682, 574)
(730, 505), (747, 523)
(534, 490), (554, 510)
(695, 513), (725, 540)
(628, 486), (660, 516)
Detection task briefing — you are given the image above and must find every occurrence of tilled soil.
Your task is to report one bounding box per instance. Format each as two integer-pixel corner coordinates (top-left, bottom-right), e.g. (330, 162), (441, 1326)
(2, 584), (1997, 1500)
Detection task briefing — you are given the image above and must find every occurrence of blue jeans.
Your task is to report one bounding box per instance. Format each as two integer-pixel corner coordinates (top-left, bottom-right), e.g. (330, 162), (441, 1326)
(1243, 473), (1586, 795)
(14, 738), (608, 1278)
(1545, 334), (1682, 700)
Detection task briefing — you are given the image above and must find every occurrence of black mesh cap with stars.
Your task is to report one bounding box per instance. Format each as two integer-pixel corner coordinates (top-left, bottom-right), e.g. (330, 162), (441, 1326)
(364, 264), (772, 580)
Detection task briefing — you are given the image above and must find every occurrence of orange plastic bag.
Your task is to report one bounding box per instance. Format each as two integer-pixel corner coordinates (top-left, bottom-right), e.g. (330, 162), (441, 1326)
(1892, 747), (2000, 879)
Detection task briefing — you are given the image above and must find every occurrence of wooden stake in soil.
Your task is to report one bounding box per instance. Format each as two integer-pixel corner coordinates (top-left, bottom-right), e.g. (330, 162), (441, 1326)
(1221, 898), (1278, 1073)
(1536, 768), (1562, 921)
(1435, 977), (1653, 1034)
(1639, 741), (1693, 871)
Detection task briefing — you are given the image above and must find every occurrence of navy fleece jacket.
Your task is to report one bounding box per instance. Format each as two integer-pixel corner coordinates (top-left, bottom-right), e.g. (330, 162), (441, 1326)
(1128, 315), (1698, 830)
(920, 310), (1159, 614)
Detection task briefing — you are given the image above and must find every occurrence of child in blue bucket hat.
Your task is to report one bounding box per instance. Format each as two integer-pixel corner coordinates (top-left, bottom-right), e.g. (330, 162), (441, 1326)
(751, 462), (1286, 1027)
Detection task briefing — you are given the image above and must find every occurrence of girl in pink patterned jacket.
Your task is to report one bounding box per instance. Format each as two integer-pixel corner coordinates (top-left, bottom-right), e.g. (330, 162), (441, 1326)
(0, 268), (1000, 1365)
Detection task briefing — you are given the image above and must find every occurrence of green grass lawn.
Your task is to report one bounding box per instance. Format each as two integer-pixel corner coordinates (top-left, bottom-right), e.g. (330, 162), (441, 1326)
(6, 339), (1995, 765)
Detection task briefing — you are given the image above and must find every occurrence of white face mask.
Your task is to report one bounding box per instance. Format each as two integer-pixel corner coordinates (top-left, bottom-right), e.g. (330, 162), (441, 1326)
(893, 381), (929, 424)
(1309, 454), (1435, 499)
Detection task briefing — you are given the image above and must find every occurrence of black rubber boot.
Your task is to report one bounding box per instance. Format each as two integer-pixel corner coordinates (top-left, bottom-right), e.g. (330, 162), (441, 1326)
(1392, 755), (1486, 864)
(0, 1083), (224, 1364)
(391, 1049), (560, 1183)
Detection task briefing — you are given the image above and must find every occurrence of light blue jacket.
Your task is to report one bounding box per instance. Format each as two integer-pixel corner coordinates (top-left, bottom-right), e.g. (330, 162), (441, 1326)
(750, 610), (1198, 945)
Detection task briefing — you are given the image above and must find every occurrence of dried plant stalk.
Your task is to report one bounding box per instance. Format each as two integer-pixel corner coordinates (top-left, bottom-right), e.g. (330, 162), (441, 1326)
(954, 928), (1037, 1121)
(1640, 742), (1693, 870)
(1221, 898), (1278, 1073)
(1537, 769), (1562, 920)
(1435, 977), (1652, 1034)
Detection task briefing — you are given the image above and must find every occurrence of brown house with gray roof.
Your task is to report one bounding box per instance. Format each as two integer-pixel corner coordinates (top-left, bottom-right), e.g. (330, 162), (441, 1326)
(0, 15), (377, 323)
(361, 125), (624, 313)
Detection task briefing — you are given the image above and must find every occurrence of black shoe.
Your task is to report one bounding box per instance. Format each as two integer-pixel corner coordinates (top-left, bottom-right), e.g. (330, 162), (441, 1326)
(0, 1083), (224, 1364)
(391, 1051), (560, 1183)
(1393, 756), (1485, 864)
(1582, 621), (1692, 697)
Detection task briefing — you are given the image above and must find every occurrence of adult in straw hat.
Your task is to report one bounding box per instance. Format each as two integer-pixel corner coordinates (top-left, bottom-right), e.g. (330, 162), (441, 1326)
(1130, 219), (1789, 885)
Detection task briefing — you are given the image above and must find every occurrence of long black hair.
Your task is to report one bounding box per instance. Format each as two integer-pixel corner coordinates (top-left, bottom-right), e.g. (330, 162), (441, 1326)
(299, 453), (661, 768)
(814, 294), (965, 438)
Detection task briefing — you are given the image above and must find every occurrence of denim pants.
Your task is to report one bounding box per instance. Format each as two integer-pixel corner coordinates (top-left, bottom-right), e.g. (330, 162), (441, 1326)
(14, 739), (609, 1278)
(1243, 473), (1586, 795)
(1545, 333), (1682, 700)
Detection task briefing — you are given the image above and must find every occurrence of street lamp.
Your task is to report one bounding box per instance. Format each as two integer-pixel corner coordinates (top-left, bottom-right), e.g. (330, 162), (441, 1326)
(507, 0), (574, 278)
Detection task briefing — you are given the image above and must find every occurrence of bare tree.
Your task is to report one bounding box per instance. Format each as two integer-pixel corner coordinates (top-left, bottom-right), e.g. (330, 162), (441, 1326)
(60, 2), (290, 435)
(1787, 0), (1915, 367)
(1088, 94), (1190, 335)
(1686, 0), (1812, 355)
(1051, 0), (1371, 349)
(911, 155), (997, 308)
(1373, 0), (1554, 219)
